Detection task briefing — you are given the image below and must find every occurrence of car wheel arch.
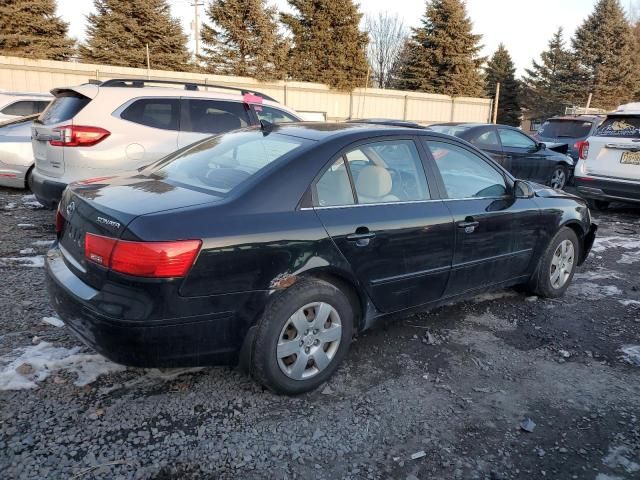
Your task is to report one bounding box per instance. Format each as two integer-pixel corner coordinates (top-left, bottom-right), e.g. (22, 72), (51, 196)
(560, 221), (586, 259)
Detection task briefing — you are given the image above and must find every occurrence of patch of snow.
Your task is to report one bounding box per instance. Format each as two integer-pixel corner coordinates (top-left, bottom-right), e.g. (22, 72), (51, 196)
(0, 342), (126, 390)
(23, 201), (43, 208)
(3, 202), (16, 210)
(602, 445), (640, 473)
(17, 223), (34, 228)
(620, 345), (640, 367)
(574, 270), (623, 281)
(618, 251), (640, 265)
(32, 240), (54, 247)
(19, 248), (35, 255)
(568, 282), (622, 300)
(472, 291), (518, 303)
(21, 194), (37, 202)
(42, 316), (64, 328)
(595, 474), (624, 480)
(620, 300), (640, 308)
(0, 256), (44, 268)
(591, 236), (640, 254)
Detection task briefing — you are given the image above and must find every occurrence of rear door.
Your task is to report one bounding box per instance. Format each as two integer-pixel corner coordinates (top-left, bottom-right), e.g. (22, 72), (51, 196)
(585, 115), (640, 181)
(177, 98), (252, 148)
(422, 138), (540, 296)
(312, 137), (454, 313)
(32, 91), (91, 178)
(498, 127), (546, 182)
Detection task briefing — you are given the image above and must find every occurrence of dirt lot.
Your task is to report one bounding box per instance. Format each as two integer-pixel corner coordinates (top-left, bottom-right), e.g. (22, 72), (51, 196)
(1, 186), (639, 480)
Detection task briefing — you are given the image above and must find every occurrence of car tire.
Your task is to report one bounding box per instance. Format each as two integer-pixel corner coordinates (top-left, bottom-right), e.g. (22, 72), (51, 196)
(548, 165), (568, 190)
(250, 278), (354, 395)
(588, 199), (610, 211)
(527, 227), (580, 299)
(26, 167), (34, 192)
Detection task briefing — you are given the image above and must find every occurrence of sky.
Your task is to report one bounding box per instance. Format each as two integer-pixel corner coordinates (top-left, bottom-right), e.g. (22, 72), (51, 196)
(56, 0), (606, 77)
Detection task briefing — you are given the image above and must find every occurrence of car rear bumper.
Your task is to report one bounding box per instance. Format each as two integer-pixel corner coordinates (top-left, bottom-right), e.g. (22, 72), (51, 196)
(32, 170), (67, 208)
(45, 246), (267, 368)
(574, 176), (640, 205)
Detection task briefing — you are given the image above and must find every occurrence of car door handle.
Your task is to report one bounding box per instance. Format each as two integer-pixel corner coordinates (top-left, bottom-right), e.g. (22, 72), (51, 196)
(346, 228), (376, 246)
(457, 219), (479, 233)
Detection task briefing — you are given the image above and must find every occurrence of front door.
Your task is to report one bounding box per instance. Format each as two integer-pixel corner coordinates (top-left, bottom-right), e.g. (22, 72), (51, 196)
(422, 138), (540, 297)
(312, 138), (454, 313)
(497, 127), (545, 182)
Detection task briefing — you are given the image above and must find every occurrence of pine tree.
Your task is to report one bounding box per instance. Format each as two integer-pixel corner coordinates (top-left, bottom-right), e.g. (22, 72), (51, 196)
(79, 0), (190, 71)
(200, 0), (288, 79)
(521, 29), (584, 119)
(281, 0), (369, 91)
(0, 0), (75, 60)
(485, 44), (521, 126)
(394, 0), (485, 97)
(572, 0), (636, 110)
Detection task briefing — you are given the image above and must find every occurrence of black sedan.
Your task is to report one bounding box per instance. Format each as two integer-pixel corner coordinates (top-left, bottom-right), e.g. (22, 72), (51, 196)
(428, 123), (574, 190)
(46, 123), (597, 394)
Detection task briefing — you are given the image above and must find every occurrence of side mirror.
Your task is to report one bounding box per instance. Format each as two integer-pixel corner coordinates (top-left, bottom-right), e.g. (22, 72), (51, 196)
(537, 142), (547, 151)
(514, 180), (534, 199)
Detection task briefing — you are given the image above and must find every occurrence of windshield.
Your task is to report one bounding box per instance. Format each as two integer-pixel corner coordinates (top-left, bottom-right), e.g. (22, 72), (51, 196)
(152, 130), (309, 194)
(595, 115), (640, 138)
(428, 125), (472, 136)
(538, 120), (593, 138)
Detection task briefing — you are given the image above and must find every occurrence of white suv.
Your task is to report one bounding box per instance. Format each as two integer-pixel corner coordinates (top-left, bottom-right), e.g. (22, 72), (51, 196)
(574, 103), (640, 209)
(30, 79), (302, 207)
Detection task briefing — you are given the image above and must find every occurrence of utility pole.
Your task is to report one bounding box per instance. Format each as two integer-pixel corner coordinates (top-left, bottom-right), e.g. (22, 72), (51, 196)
(146, 44), (151, 79)
(492, 82), (500, 124)
(191, 1), (204, 58)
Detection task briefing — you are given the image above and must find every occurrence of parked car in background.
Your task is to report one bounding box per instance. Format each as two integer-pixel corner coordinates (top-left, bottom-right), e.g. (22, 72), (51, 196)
(0, 91), (51, 122)
(0, 114), (39, 189)
(535, 114), (604, 161)
(31, 79), (302, 208)
(574, 103), (640, 209)
(47, 122), (596, 395)
(428, 123), (574, 190)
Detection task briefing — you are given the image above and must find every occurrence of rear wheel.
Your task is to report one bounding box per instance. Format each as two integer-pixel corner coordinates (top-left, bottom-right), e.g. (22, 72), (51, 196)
(25, 167), (34, 192)
(251, 278), (354, 395)
(527, 227), (580, 298)
(549, 165), (568, 190)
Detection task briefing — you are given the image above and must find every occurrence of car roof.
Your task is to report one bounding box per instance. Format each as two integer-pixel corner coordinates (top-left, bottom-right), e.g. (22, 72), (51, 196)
(609, 102), (640, 115)
(430, 122), (490, 128)
(546, 115), (603, 122)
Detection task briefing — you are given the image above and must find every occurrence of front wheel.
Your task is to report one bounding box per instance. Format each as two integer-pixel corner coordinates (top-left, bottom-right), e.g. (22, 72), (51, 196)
(549, 165), (568, 190)
(527, 227), (580, 298)
(251, 278), (354, 395)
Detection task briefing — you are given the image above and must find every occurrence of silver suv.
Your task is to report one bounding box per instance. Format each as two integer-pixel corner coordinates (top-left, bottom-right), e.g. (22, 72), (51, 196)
(31, 79), (302, 207)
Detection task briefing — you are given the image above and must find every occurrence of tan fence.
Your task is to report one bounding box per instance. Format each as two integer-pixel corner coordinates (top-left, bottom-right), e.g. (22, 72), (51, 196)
(0, 56), (492, 124)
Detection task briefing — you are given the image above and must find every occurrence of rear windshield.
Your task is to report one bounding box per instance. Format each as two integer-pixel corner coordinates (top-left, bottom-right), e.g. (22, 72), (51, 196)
(428, 125), (472, 136)
(152, 130), (309, 194)
(595, 115), (640, 138)
(37, 93), (90, 125)
(538, 119), (593, 138)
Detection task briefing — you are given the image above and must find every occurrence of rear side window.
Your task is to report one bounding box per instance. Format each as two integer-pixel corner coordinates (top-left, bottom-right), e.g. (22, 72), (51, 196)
(468, 129), (500, 149)
(1, 101), (40, 116)
(315, 158), (355, 207)
(154, 131), (308, 194)
(538, 120), (593, 138)
(498, 128), (537, 149)
(181, 99), (250, 134)
(596, 116), (640, 138)
(254, 105), (300, 124)
(121, 98), (180, 130)
(38, 94), (90, 125)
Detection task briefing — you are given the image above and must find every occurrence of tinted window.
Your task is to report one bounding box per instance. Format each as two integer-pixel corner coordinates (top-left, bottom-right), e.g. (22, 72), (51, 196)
(596, 115), (640, 138)
(254, 105), (300, 124)
(315, 158), (355, 207)
(121, 98), (180, 130)
(38, 94), (90, 125)
(182, 99), (250, 134)
(154, 131), (307, 194)
(498, 128), (537, 149)
(468, 129), (500, 149)
(1, 101), (37, 116)
(345, 140), (429, 204)
(428, 125), (472, 136)
(426, 141), (507, 199)
(538, 119), (593, 138)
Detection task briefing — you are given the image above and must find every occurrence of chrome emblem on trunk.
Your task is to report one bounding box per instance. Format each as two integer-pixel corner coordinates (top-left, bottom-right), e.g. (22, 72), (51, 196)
(66, 201), (76, 216)
(96, 217), (121, 229)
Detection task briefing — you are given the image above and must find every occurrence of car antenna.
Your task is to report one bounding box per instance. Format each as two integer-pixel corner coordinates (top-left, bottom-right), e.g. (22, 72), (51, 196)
(260, 119), (274, 135)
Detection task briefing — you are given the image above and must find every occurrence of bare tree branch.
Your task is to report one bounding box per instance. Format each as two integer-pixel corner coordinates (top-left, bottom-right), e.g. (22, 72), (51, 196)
(365, 13), (408, 89)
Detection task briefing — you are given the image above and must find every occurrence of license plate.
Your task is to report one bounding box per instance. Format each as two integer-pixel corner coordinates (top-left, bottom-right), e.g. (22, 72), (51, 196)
(621, 151), (640, 165)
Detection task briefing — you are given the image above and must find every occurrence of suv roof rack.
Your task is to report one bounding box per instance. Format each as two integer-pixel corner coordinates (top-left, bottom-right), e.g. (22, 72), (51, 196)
(99, 78), (278, 103)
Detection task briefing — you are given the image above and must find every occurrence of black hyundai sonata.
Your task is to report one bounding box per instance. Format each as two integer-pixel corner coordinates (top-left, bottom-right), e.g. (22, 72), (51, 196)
(47, 123), (597, 394)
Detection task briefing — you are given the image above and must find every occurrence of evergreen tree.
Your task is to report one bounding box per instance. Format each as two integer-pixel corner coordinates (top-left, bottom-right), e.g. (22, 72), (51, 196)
(79, 0), (190, 71)
(485, 44), (521, 126)
(395, 0), (485, 97)
(521, 29), (584, 119)
(281, 0), (369, 91)
(572, 0), (636, 110)
(0, 0), (75, 60)
(200, 0), (288, 79)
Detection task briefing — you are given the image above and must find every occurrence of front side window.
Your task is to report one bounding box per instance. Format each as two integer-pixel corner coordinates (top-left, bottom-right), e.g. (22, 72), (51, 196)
(254, 105), (300, 124)
(153, 131), (308, 194)
(425, 141), (507, 199)
(498, 128), (537, 149)
(182, 99), (250, 134)
(315, 158), (355, 207)
(121, 98), (180, 130)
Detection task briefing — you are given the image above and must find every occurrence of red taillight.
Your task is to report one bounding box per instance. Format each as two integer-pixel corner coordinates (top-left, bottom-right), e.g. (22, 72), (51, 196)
(84, 233), (201, 278)
(50, 125), (110, 147)
(55, 207), (64, 235)
(578, 140), (590, 160)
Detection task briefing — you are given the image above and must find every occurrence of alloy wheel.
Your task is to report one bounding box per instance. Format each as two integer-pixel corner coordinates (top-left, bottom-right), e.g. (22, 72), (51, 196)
(276, 302), (342, 380)
(550, 239), (575, 289)
(550, 168), (567, 190)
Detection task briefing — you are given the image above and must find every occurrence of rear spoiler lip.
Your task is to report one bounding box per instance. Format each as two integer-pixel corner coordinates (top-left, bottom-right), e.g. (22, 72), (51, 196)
(50, 84), (99, 100)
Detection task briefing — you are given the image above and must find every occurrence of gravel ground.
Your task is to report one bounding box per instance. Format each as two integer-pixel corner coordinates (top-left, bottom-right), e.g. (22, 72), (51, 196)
(1, 186), (639, 480)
